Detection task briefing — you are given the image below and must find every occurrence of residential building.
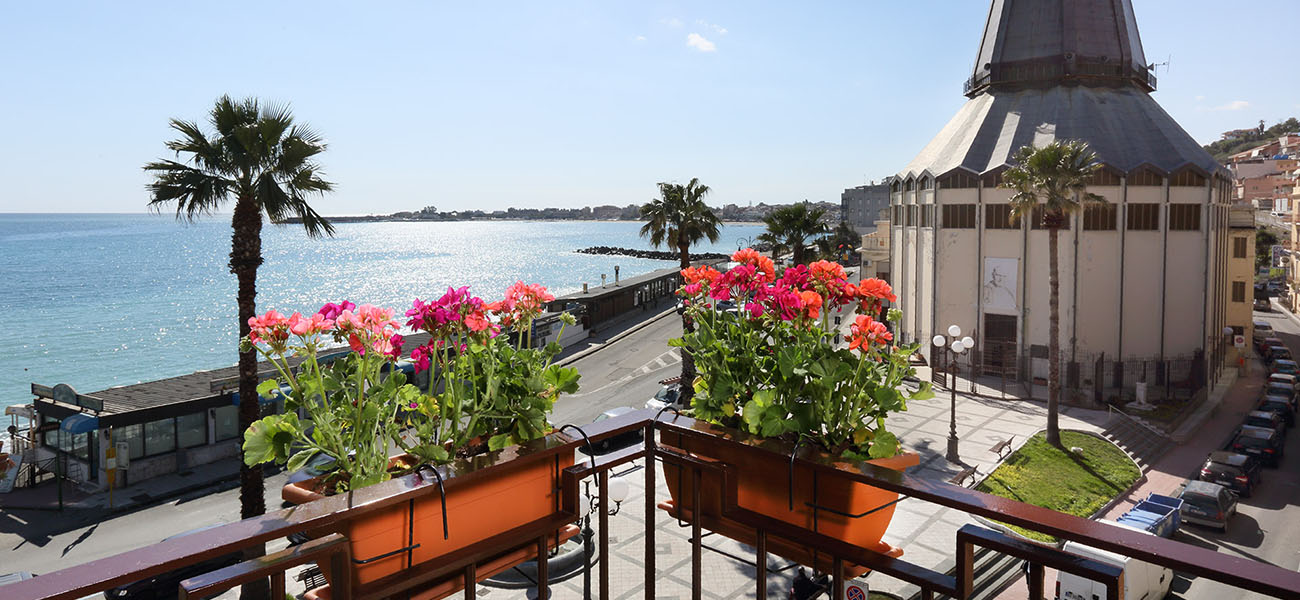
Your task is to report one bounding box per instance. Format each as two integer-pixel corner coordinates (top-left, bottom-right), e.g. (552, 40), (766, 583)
(889, 0), (1232, 399)
(857, 218), (890, 281)
(1226, 207), (1255, 351)
(841, 183), (890, 233)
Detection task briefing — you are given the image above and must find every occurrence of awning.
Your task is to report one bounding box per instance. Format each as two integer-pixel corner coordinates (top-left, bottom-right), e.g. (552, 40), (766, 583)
(60, 414), (99, 434)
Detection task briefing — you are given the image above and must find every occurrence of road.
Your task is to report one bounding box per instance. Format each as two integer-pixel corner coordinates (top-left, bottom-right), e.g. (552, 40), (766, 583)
(0, 311), (687, 592)
(1174, 302), (1300, 600)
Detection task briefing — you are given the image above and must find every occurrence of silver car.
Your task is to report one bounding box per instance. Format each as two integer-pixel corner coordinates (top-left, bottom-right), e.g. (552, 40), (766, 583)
(1179, 480), (1238, 533)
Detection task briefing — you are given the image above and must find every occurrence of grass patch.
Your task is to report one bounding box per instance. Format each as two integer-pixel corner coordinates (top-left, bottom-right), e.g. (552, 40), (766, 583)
(975, 431), (1141, 543)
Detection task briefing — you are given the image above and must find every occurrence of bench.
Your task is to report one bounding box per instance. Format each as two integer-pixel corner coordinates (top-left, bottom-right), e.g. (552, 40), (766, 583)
(948, 466), (980, 487)
(989, 437), (1015, 459)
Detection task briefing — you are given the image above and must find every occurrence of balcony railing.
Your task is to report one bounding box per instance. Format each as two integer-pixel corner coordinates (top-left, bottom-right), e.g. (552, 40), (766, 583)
(5, 409), (1300, 600)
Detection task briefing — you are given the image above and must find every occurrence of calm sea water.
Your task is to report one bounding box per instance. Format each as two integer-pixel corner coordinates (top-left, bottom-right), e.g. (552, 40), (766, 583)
(1, 214), (762, 416)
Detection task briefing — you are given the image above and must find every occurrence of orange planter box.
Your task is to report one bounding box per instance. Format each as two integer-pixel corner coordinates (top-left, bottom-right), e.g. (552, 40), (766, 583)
(660, 425), (917, 574)
(283, 451), (574, 591)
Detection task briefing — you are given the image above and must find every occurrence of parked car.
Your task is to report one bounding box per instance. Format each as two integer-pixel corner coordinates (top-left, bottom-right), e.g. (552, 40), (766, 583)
(1267, 372), (1299, 394)
(105, 525), (244, 599)
(1255, 296), (1272, 311)
(645, 382), (683, 412)
(1263, 380), (1297, 403)
(1178, 480), (1238, 533)
(582, 406), (644, 455)
(1199, 451), (1262, 497)
(1244, 410), (1287, 439)
(1230, 427), (1284, 467)
(1272, 359), (1299, 376)
(0, 573), (35, 587)
(1254, 320), (1274, 341)
(1055, 521), (1173, 600)
(1264, 345), (1292, 365)
(1258, 396), (1296, 426)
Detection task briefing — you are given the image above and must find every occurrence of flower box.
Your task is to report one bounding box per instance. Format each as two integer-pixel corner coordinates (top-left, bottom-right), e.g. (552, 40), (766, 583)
(283, 447), (574, 591)
(658, 418), (917, 575)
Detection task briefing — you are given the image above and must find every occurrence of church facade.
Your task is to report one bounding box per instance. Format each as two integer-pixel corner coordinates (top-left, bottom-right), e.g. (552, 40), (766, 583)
(889, 0), (1234, 394)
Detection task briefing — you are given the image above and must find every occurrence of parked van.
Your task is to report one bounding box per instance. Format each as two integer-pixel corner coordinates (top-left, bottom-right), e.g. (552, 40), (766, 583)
(1055, 521), (1172, 600)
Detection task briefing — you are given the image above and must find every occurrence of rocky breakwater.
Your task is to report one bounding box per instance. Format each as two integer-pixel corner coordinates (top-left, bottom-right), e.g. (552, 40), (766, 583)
(575, 246), (729, 261)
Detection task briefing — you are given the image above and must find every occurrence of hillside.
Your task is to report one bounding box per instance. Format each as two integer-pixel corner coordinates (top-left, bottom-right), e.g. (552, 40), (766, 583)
(1203, 117), (1300, 161)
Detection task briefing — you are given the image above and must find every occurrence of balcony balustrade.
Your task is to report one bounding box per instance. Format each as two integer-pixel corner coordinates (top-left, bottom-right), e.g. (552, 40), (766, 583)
(4, 408), (1300, 600)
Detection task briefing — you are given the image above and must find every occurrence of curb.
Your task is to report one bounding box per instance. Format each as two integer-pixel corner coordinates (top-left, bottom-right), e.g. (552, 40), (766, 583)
(557, 308), (677, 367)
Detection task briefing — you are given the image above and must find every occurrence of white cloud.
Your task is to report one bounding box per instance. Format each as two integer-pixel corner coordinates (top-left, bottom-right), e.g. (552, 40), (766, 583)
(686, 33), (716, 52)
(695, 20), (728, 34)
(660, 17), (682, 27)
(1194, 95), (1205, 101)
(1213, 100), (1251, 111)
(634, 35), (647, 42)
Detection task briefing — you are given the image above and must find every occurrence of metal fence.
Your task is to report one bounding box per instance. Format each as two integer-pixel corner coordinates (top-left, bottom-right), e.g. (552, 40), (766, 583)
(933, 344), (1209, 405)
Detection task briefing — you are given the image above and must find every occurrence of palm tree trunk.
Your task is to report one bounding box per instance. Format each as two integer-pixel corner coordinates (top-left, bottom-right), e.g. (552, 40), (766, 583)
(678, 243), (697, 403)
(231, 198), (270, 600)
(1047, 226), (1062, 447)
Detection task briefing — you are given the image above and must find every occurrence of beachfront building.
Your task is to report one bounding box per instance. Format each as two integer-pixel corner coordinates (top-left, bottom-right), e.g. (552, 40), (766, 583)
(889, 0), (1233, 401)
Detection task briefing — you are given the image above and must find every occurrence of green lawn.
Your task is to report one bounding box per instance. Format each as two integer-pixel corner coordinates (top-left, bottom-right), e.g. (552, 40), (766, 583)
(975, 430), (1141, 543)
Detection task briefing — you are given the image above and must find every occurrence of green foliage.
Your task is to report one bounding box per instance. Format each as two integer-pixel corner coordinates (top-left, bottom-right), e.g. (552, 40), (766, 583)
(976, 431), (1141, 543)
(1257, 229), (1279, 269)
(678, 291), (926, 459)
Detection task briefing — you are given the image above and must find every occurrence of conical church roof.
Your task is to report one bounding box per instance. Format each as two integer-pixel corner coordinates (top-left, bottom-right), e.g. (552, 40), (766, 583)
(900, 0), (1225, 180)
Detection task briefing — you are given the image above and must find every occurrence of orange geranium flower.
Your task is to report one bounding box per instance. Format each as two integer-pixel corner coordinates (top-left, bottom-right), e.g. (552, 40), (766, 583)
(798, 290), (823, 320)
(731, 247), (776, 281)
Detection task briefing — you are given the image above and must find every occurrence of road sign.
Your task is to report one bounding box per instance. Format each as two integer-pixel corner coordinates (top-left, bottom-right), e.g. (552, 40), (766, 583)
(844, 582), (868, 600)
(1235, 335), (1246, 348)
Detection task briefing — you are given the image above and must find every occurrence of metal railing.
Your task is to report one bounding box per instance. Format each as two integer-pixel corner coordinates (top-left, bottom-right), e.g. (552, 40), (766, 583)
(4, 409), (1300, 599)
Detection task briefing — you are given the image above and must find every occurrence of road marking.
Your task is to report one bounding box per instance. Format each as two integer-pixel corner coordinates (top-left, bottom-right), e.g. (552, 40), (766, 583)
(567, 350), (682, 398)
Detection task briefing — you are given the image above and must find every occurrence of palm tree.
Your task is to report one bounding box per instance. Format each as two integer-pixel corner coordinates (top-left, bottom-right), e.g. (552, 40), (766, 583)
(640, 178), (721, 401)
(815, 221), (860, 262)
(1001, 140), (1104, 447)
(144, 96), (335, 580)
(759, 202), (828, 265)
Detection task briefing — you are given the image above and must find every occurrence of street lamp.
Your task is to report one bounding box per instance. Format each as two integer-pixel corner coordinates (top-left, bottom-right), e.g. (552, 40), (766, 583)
(933, 325), (975, 463)
(737, 235), (756, 250)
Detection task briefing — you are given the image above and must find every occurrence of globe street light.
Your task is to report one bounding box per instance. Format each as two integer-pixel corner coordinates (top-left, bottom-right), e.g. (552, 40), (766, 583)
(933, 325), (974, 463)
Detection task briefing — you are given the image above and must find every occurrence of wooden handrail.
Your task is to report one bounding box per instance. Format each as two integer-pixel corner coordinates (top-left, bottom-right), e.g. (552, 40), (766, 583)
(178, 533), (351, 600)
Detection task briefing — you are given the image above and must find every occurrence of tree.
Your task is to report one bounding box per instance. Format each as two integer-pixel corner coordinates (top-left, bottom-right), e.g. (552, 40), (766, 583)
(1001, 140), (1104, 447)
(1257, 229), (1279, 270)
(758, 202), (828, 265)
(144, 96), (335, 597)
(640, 178), (721, 401)
(816, 221), (860, 262)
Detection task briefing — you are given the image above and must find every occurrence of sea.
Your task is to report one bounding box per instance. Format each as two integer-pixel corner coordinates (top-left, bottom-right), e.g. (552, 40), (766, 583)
(0, 213), (764, 419)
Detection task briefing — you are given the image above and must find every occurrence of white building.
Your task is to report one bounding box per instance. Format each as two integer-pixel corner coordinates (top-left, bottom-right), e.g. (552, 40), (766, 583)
(890, 0), (1233, 397)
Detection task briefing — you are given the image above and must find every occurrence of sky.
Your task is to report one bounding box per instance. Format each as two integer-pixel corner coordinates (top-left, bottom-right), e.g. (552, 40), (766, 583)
(1, 1), (1296, 215)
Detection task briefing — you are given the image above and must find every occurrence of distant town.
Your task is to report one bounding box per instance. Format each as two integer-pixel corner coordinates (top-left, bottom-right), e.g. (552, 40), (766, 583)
(305, 200), (844, 224)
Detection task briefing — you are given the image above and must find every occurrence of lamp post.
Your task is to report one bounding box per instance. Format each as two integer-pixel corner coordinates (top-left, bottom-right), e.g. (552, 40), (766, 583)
(933, 325), (975, 463)
(737, 235), (755, 250)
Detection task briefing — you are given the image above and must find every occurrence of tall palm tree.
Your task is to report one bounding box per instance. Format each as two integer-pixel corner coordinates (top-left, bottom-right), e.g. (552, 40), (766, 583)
(816, 220), (860, 262)
(640, 178), (721, 401)
(1002, 140), (1104, 447)
(144, 96), (334, 542)
(759, 202), (828, 265)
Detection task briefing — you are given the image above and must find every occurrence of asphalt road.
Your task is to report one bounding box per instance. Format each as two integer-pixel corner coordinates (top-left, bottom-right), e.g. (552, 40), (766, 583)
(0, 311), (687, 594)
(1173, 302), (1300, 600)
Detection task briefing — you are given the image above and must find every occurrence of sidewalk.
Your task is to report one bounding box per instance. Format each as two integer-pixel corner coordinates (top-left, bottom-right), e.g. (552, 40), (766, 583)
(993, 358), (1266, 600)
(0, 453), (243, 515)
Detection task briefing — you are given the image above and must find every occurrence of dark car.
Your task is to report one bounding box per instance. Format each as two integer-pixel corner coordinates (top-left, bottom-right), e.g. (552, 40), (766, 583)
(1244, 410), (1287, 439)
(1179, 480), (1237, 533)
(1230, 427), (1284, 467)
(1273, 359), (1300, 376)
(1263, 382), (1297, 404)
(105, 525), (243, 599)
(1258, 396), (1296, 426)
(1200, 451), (1262, 497)
(583, 406), (644, 455)
(1265, 345), (1292, 364)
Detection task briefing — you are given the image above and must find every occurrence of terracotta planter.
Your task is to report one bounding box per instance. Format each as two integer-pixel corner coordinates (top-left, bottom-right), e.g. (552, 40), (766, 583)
(283, 450), (574, 591)
(660, 422), (918, 575)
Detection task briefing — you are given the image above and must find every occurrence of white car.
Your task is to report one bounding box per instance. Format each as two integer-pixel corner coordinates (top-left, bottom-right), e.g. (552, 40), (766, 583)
(645, 383), (683, 412)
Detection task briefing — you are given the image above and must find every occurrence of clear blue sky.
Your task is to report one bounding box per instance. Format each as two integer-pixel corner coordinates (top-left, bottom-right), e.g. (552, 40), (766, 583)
(1, 1), (1295, 215)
